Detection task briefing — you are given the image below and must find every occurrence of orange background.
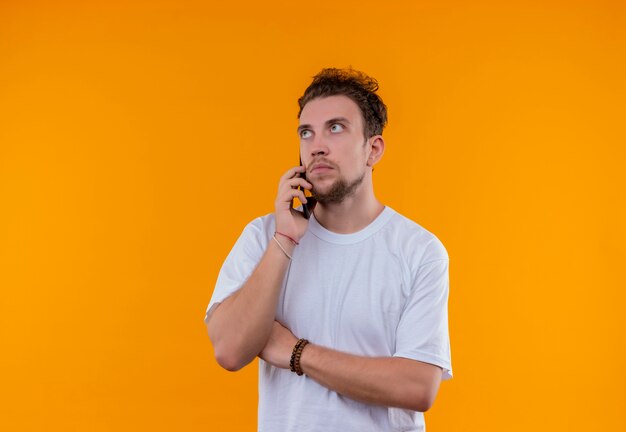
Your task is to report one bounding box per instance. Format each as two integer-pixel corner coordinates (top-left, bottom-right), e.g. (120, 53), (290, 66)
(1, 0), (625, 430)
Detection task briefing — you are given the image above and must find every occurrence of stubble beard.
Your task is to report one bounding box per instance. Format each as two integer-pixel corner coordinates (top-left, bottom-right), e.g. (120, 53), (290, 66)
(311, 171), (366, 204)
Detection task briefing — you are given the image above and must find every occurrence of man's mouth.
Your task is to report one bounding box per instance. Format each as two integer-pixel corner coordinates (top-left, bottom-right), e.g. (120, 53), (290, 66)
(309, 161), (335, 174)
(311, 166), (332, 174)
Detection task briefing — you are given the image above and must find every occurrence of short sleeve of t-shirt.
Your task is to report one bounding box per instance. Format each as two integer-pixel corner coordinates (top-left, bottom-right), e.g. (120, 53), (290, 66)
(393, 237), (453, 380)
(204, 216), (270, 323)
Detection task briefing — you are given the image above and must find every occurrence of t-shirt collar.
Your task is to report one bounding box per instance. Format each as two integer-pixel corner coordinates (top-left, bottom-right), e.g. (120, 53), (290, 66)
(307, 206), (396, 245)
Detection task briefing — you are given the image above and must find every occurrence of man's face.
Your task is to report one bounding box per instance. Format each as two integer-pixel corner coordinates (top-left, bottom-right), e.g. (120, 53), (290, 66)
(298, 95), (370, 204)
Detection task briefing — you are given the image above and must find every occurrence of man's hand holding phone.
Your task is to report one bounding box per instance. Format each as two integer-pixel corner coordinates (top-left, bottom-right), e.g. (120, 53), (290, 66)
(274, 166), (313, 244)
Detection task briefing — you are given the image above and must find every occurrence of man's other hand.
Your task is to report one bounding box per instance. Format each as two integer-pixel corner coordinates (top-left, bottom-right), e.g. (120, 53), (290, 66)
(258, 320), (298, 369)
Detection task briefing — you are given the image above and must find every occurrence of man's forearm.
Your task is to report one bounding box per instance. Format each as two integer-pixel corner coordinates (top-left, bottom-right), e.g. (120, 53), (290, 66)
(207, 239), (293, 371)
(300, 344), (443, 412)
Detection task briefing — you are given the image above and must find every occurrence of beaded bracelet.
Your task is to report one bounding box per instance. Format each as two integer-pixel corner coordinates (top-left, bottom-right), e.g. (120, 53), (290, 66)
(289, 338), (309, 376)
(289, 339), (306, 372)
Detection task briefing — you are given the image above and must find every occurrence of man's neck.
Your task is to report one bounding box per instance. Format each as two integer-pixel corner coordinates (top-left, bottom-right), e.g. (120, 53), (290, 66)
(312, 187), (384, 234)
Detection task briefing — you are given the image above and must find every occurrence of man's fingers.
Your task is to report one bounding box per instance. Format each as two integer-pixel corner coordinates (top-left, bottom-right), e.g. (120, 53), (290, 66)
(283, 177), (313, 191)
(277, 177), (312, 199)
(279, 166), (306, 183)
(277, 188), (308, 206)
(289, 189), (308, 204)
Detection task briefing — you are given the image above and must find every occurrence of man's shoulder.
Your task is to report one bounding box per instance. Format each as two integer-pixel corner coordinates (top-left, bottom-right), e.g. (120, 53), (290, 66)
(242, 212), (275, 234)
(384, 207), (449, 265)
(228, 213), (275, 251)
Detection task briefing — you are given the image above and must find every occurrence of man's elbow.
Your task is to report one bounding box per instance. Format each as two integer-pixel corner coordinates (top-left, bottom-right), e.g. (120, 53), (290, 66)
(209, 332), (252, 372)
(214, 349), (247, 372)
(402, 379), (440, 412)
(206, 316), (249, 371)
(408, 392), (436, 413)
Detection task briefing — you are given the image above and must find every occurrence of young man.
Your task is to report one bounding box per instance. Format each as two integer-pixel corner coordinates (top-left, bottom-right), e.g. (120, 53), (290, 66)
(205, 68), (452, 431)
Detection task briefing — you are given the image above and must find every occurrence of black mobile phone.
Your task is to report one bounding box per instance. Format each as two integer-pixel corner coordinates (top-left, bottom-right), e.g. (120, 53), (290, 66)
(297, 158), (315, 219)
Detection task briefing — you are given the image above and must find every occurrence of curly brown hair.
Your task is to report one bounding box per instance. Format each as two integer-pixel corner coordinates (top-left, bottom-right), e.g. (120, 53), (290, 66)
(297, 67), (388, 139)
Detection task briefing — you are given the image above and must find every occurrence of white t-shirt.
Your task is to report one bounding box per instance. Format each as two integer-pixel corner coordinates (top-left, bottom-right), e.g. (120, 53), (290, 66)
(206, 207), (452, 431)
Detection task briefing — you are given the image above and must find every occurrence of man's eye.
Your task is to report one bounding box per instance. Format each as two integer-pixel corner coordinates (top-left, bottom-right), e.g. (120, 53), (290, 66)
(300, 130), (312, 139)
(330, 124), (344, 133)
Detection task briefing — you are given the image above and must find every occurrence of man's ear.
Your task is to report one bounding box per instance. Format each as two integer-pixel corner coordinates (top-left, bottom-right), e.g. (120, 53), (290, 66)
(366, 135), (385, 167)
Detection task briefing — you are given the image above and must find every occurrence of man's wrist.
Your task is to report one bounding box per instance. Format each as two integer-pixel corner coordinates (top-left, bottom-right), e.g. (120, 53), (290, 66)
(275, 231), (299, 246)
(297, 342), (320, 376)
(289, 338), (309, 375)
(271, 233), (296, 259)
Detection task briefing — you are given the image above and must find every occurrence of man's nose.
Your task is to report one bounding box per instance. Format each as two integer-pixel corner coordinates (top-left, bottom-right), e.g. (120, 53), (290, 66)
(310, 135), (329, 157)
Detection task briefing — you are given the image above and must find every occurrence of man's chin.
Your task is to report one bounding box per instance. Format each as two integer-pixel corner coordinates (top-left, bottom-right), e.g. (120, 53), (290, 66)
(309, 180), (334, 195)
(311, 182), (350, 204)
(310, 184), (331, 196)
(311, 172), (365, 204)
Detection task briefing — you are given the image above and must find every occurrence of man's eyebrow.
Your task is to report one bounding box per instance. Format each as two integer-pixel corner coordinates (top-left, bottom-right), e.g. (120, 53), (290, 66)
(325, 117), (351, 126)
(297, 124), (311, 133)
(297, 117), (351, 133)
